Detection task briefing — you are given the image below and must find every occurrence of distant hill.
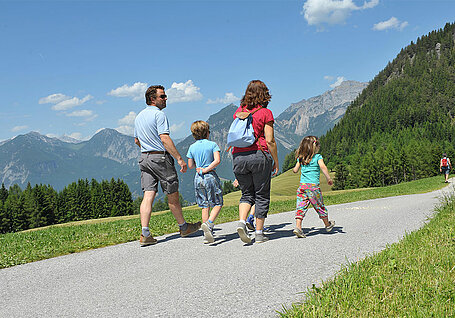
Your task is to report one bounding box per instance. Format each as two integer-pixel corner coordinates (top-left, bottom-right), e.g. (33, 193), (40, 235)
(321, 22), (455, 189)
(0, 130), (141, 196)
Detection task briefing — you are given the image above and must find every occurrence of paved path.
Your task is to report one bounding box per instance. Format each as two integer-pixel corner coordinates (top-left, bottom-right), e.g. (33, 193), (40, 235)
(1, 182), (454, 317)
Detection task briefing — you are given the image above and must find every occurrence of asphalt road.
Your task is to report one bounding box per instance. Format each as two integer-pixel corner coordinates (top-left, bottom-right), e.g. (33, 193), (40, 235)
(1, 182), (453, 317)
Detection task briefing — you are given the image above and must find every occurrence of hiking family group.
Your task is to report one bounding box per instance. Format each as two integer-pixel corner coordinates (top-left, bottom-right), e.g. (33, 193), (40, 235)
(134, 80), (336, 247)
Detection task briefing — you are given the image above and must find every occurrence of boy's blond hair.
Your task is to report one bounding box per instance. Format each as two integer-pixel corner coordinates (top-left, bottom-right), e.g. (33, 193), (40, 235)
(191, 120), (210, 140)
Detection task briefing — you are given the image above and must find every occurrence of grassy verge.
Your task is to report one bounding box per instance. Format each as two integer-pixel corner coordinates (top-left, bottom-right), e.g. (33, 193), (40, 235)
(0, 175), (448, 269)
(279, 190), (455, 317)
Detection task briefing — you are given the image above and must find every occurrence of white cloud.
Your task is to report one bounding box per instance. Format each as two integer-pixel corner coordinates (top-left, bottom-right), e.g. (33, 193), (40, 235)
(52, 95), (93, 111)
(115, 111), (137, 136)
(324, 75), (334, 81)
(11, 125), (29, 132)
(302, 0), (379, 26)
(115, 125), (134, 136)
(66, 109), (94, 117)
(96, 100), (107, 105)
(39, 93), (71, 105)
(118, 111), (137, 126)
(167, 80), (203, 103)
(206, 92), (240, 105)
(330, 76), (346, 88)
(39, 93), (93, 111)
(373, 17), (408, 31)
(170, 122), (185, 134)
(108, 82), (148, 101)
(67, 132), (83, 140)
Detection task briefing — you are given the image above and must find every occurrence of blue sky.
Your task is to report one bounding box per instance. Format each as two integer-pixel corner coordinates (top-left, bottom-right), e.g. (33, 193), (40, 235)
(1, 0), (454, 142)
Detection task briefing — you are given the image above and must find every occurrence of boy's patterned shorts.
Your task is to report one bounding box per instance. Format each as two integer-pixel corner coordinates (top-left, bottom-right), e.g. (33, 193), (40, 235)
(296, 183), (328, 219)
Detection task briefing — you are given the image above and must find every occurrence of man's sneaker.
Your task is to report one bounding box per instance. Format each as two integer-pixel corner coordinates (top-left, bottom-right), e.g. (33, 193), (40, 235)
(140, 234), (158, 246)
(201, 222), (215, 243)
(255, 232), (269, 243)
(293, 227), (306, 238)
(237, 222), (252, 244)
(325, 220), (335, 232)
(180, 221), (202, 237)
(246, 215), (255, 231)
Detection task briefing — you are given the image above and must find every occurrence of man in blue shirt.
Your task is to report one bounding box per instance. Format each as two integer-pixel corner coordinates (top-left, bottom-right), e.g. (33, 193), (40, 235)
(134, 85), (201, 246)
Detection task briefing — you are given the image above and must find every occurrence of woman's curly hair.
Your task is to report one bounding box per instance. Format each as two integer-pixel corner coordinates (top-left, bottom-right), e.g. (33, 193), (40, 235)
(240, 80), (271, 110)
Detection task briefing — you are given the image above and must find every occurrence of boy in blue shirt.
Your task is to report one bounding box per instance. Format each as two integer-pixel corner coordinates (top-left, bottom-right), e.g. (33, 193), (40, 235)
(187, 121), (224, 244)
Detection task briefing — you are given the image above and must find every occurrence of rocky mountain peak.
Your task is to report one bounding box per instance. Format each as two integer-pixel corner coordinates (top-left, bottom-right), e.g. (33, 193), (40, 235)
(275, 80), (368, 140)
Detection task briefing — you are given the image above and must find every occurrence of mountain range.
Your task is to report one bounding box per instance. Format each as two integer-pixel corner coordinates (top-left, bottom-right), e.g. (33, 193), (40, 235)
(0, 80), (367, 200)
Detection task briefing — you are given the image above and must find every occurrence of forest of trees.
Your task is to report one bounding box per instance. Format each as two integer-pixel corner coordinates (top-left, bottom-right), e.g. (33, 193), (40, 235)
(320, 22), (455, 189)
(0, 177), (239, 234)
(0, 178), (134, 234)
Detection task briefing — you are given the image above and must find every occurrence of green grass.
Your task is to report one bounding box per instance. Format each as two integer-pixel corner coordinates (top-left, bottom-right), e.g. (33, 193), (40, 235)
(0, 175), (448, 269)
(279, 190), (455, 317)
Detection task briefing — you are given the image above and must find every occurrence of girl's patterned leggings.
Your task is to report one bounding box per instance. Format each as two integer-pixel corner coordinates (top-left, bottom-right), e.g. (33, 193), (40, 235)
(296, 183), (328, 219)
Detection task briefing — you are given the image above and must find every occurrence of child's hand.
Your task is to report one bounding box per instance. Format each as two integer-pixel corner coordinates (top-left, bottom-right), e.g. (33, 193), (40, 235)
(233, 179), (239, 187)
(196, 167), (204, 175)
(327, 178), (333, 186)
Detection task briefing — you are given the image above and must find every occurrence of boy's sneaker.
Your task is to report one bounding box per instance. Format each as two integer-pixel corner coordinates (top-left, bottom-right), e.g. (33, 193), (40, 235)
(255, 232), (269, 243)
(140, 234), (158, 246)
(293, 227), (306, 238)
(246, 215), (255, 231)
(263, 226), (272, 233)
(325, 220), (335, 232)
(237, 222), (252, 244)
(180, 222), (202, 237)
(201, 222), (215, 243)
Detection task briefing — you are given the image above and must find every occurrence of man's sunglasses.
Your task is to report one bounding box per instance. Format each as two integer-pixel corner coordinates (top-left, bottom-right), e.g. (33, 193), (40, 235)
(159, 94), (167, 99)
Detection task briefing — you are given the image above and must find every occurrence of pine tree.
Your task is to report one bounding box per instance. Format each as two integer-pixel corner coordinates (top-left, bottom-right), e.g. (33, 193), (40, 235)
(5, 185), (25, 232)
(0, 200), (11, 233)
(0, 183), (8, 203)
(281, 149), (296, 173)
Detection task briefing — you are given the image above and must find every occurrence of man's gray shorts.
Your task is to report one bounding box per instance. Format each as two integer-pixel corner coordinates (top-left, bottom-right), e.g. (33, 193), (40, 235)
(138, 152), (179, 194)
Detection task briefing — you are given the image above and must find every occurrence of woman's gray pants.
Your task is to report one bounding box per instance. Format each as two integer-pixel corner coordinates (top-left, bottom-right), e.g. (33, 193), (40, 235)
(233, 150), (273, 219)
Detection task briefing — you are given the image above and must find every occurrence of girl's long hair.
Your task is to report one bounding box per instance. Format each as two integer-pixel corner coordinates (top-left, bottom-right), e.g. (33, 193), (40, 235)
(295, 136), (320, 165)
(240, 80), (271, 110)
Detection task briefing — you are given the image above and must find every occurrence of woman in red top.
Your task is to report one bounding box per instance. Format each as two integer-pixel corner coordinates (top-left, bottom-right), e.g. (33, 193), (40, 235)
(233, 80), (279, 244)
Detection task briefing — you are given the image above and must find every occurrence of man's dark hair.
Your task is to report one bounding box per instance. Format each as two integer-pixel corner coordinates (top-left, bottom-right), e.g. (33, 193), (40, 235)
(145, 85), (165, 105)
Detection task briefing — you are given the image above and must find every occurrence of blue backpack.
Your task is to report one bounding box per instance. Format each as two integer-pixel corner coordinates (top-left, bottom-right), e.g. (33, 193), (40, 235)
(227, 107), (262, 148)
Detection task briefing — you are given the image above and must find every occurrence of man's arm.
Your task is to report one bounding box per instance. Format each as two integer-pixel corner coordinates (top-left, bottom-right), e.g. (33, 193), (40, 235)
(160, 134), (187, 173)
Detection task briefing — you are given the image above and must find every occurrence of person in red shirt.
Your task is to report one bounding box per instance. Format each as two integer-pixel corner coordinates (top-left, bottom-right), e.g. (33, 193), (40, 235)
(232, 80), (279, 244)
(440, 153), (452, 183)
